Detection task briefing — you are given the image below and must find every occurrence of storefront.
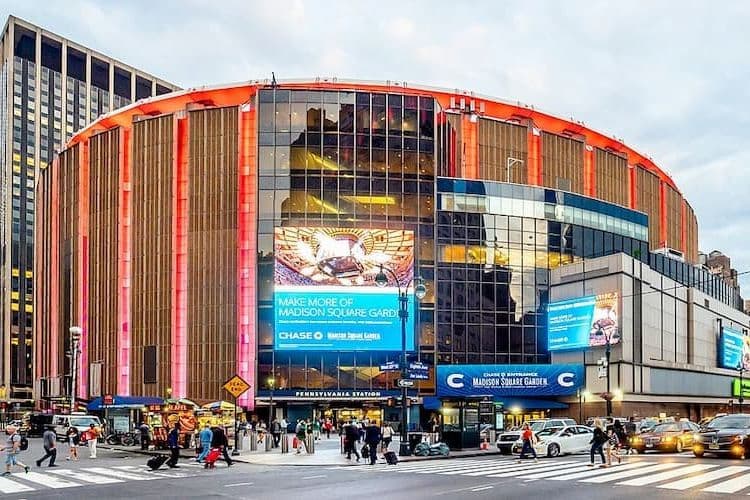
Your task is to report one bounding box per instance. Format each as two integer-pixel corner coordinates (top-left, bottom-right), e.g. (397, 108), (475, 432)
(86, 395), (164, 434)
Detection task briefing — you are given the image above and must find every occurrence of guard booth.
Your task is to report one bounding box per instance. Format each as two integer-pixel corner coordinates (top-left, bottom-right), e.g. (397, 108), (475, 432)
(440, 399), (482, 450)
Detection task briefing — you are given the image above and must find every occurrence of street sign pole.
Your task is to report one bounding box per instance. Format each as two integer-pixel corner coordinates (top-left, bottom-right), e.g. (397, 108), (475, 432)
(222, 374), (251, 457)
(233, 395), (239, 456)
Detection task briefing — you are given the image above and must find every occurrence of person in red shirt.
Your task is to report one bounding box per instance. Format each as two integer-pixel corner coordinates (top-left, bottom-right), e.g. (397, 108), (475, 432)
(517, 423), (538, 463)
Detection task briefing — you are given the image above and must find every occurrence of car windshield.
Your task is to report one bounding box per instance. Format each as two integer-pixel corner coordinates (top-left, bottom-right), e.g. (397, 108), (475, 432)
(706, 416), (750, 429)
(70, 417), (99, 428)
(654, 423), (680, 432)
(537, 427), (562, 437)
(529, 422), (546, 432)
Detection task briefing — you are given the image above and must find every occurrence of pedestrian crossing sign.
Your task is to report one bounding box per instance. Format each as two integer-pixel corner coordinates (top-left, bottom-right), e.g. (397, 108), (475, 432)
(223, 374), (251, 399)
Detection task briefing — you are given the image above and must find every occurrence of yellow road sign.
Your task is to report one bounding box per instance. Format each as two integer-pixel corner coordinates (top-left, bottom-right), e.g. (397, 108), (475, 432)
(223, 375), (251, 399)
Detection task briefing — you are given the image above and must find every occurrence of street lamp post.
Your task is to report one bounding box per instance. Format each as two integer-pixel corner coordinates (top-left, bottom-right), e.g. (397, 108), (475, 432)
(69, 326), (82, 414)
(268, 377), (275, 426)
(506, 157), (524, 183)
(595, 326), (619, 417)
(738, 363), (745, 414)
(375, 265), (426, 457)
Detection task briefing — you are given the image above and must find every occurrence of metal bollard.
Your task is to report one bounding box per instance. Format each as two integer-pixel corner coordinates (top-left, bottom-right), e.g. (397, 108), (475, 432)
(281, 434), (289, 454)
(265, 433), (273, 451)
(249, 431), (258, 451)
(305, 434), (315, 454)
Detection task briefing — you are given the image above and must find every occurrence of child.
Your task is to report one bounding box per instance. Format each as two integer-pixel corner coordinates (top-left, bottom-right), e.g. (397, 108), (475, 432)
(606, 428), (621, 465)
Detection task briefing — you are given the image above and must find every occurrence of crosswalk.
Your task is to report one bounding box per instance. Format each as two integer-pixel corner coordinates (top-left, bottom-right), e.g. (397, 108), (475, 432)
(339, 457), (750, 495)
(0, 463), (200, 494)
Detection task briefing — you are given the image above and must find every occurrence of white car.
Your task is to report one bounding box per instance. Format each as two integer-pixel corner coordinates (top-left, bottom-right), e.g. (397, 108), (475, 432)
(514, 425), (593, 457)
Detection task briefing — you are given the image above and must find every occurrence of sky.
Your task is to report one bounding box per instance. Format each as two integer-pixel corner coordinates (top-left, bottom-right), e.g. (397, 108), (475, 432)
(4, 0), (750, 291)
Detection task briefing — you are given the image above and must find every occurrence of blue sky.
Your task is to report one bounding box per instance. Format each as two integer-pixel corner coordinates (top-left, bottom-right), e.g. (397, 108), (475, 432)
(5, 0), (749, 291)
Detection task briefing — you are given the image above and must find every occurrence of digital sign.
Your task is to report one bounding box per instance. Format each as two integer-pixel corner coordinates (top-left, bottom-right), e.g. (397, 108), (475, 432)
(274, 227), (415, 351)
(547, 293), (620, 351)
(719, 326), (749, 370)
(436, 364), (584, 397)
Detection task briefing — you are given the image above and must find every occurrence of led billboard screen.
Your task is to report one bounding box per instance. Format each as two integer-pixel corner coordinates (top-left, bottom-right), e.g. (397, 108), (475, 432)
(719, 326), (749, 370)
(273, 227), (415, 351)
(547, 292), (620, 351)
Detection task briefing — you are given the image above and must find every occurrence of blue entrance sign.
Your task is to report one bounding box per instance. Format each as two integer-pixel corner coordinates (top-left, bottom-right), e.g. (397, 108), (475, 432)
(436, 364), (584, 397)
(274, 288), (415, 351)
(719, 327), (749, 370)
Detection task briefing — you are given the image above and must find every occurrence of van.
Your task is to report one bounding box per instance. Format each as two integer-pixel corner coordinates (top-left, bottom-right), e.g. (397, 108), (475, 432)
(52, 413), (102, 440)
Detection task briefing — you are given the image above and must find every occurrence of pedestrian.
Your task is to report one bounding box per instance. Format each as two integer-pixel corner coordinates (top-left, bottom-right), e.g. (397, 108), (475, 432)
(139, 421), (151, 451)
(257, 420), (267, 445)
(613, 419), (629, 455)
(624, 417), (637, 454)
(295, 420), (307, 454)
(271, 418), (282, 448)
(210, 426), (233, 466)
(364, 420), (381, 465)
(36, 425), (58, 468)
(380, 422), (394, 452)
(86, 423), (99, 459)
(166, 423), (181, 468)
(517, 423), (538, 463)
(343, 420), (360, 462)
(65, 426), (79, 461)
(195, 423), (213, 463)
(589, 418), (608, 467)
(2, 425), (28, 475)
(313, 419), (321, 441)
(324, 418), (332, 439)
(607, 428), (622, 465)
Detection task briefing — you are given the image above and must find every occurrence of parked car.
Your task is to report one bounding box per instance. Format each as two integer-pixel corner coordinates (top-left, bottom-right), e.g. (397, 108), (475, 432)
(630, 420), (699, 453)
(52, 413), (102, 440)
(693, 413), (750, 458)
(512, 425), (594, 457)
(495, 418), (576, 454)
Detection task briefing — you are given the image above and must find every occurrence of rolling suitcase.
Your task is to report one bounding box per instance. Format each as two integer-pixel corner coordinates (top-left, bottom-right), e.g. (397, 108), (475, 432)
(147, 455), (169, 471)
(384, 450), (398, 465)
(204, 448), (221, 469)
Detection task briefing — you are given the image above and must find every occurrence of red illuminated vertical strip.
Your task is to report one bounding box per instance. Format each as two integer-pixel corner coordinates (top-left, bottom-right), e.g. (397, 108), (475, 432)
(78, 141), (90, 400)
(117, 127), (132, 395)
(171, 115), (189, 399)
(628, 164), (637, 209)
(462, 115), (478, 180)
(237, 103), (257, 410)
(584, 146), (595, 197)
(527, 128), (542, 186)
(659, 181), (667, 248)
(680, 200), (687, 256)
(50, 158), (59, 378)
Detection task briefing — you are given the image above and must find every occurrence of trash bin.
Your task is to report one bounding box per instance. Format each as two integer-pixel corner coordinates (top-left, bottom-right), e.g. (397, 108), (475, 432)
(408, 433), (423, 454)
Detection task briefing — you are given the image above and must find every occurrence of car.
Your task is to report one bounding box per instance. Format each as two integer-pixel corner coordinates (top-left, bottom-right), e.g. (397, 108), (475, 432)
(693, 413), (750, 459)
(495, 418), (576, 454)
(51, 413), (103, 440)
(512, 425), (594, 457)
(630, 420), (700, 453)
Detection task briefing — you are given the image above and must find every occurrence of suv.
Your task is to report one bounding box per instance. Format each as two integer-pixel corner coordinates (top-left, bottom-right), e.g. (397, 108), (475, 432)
(496, 419), (576, 454)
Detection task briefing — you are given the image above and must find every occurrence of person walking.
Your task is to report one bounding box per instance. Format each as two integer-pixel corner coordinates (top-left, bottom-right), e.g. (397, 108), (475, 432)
(36, 425), (58, 468)
(195, 424), (213, 463)
(271, 418), (282, 448)
(86, 423), (99, 459)
(380, 422), (394, 452)
(517, 423), (538, 463)
(589, 418), (608, 467)
(607, 428), (622, 465)
(324, 418), (333, 439)
(139, 421), (151, 451)
(613, 419), (629, 455)
(65, 426), (79, 461)
(343, 420), (360, 462)
(364, 420), (381, 465)
(166, 423), (181, 468)
(295, 420), (307, 454)
(210, 426), (233, 466)
(2, 425), (28, 476)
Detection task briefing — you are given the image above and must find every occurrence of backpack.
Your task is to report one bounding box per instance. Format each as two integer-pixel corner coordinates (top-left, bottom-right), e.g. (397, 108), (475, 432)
(19, 435), (28, 451)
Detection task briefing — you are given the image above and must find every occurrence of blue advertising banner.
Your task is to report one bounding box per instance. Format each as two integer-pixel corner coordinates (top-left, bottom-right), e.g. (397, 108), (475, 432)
(436, 364), (584, 397)
(547, 293), (620, 351)
(274, 287), (415, 351)
(719, 327), (749, 370)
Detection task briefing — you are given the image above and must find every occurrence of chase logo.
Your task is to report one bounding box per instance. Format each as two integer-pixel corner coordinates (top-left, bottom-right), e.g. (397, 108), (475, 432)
(557, 372), (575, 387)
(447, 373), (465, 389)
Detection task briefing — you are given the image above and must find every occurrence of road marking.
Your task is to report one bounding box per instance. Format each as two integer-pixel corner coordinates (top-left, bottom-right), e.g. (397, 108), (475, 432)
(0, 476), (34, 493)
(487, 461), (578, 478)
(701, 470), (750, 493)
(17, 471), (78, 488)
(49, 468), (124, 484)
(114, 465), (189, 478)
(82, 467), (155, 481)
(580, 463), (682, 483)
(550, 461), (652, 481)
(224, 482), (254, 487)
(658, 465), (748, 490)
(520, 464), (598, 480)
(470, 485), (494, 492)
(301, 475), (326, 479)
(436, 461), (534, 475)
(617, 464), (717, 486)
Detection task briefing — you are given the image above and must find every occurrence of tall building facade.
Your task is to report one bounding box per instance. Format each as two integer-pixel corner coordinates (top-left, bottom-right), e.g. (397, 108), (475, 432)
(0, 16), (178, 400)
(36, 79), (745, 427)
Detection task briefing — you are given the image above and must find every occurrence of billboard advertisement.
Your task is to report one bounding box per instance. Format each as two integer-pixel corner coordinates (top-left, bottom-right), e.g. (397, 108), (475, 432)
(547, 293), (620, 351)
(436, 364), (584, 397)
(719, 326), (750, 370)
(274, 227), (415, 351)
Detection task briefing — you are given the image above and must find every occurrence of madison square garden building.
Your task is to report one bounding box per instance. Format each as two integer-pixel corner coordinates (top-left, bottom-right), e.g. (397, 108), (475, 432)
(34, 79), (746, 436)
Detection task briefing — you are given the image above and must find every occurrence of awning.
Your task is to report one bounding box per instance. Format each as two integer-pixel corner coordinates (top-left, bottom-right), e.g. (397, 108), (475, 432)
(422, 397), (442, 410)
(496, 398), (569, 410)
(87, 395), (164, 411)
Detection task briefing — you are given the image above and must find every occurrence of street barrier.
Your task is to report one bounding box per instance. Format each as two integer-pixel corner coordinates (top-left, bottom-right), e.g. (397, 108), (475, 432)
(265, 433), (273, 451)
(249, 432), (258, 451)
(281, 434), (289, 454)
(305, 434), (315, 454)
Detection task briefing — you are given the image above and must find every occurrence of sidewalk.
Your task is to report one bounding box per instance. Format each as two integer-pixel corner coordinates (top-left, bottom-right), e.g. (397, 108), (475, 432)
(101, 435), (504, 467)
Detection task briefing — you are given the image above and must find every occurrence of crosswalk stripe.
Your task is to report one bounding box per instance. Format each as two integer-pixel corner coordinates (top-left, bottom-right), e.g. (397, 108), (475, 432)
(0, 476), (34, 493)
(436, 461), (532, 475)
(617, 464), (717, 486)
(701, 470), (750, 494)
(16, 471), (79, 488)
(463, 461), (577, 477)
(580, 463), (683, 483)
(658, 466), (749, 490)
(82, 467), (155, 481)
(487, 461), (579, 478)
(414, 463), (500, 474)
(519, 463), (599, 480)
(550, 461), (652, 481)
(49, 468), (125, 484)
(397, 460), (491, 472)
(114, 465), (189, 479)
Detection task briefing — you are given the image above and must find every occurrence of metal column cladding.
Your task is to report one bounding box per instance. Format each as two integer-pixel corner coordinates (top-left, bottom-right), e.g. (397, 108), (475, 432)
(659, 181), (667, 248)
(584, 145), (595, 197)
(236, 103), (256, 410)
(628, 164), (637, 209)
(462, 113), (478, 179)
(171, 115), (189, 399)
(527, 127), (542, 186)
(117, 127), (132, 395)
(78, 140), (90, 399)
(50, 156), (60, 379)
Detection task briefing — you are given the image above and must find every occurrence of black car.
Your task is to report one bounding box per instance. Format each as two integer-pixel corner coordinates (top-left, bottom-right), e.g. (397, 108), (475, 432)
(693, 414), (750, 458)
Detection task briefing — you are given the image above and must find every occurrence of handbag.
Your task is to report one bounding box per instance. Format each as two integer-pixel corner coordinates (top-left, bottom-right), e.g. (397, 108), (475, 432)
(292, 436), (299, 448)
(361, 443), (370, 456)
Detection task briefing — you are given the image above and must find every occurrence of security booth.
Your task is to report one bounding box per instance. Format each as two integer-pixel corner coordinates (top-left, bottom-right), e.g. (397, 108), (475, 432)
(440, 399), (482, 450)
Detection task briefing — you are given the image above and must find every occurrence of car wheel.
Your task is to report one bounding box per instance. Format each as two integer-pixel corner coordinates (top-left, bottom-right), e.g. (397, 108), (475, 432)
(675, 440), (683, 453)
(548, 443), (560, 458)
(693, 449), (704, 458)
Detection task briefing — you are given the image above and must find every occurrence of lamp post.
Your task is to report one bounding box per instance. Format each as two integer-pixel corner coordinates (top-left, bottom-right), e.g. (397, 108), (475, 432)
(268, 376), (275, 425)
(506, 157), (524, 183)
(69, 326), (82, 414)
(595, 326), (620, 417)
(738, 363), (745, 414)
(375, 265), (426, 457)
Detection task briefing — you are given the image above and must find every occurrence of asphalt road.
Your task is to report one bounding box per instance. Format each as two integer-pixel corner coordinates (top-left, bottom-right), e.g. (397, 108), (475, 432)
(5, 439), (750, 499)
